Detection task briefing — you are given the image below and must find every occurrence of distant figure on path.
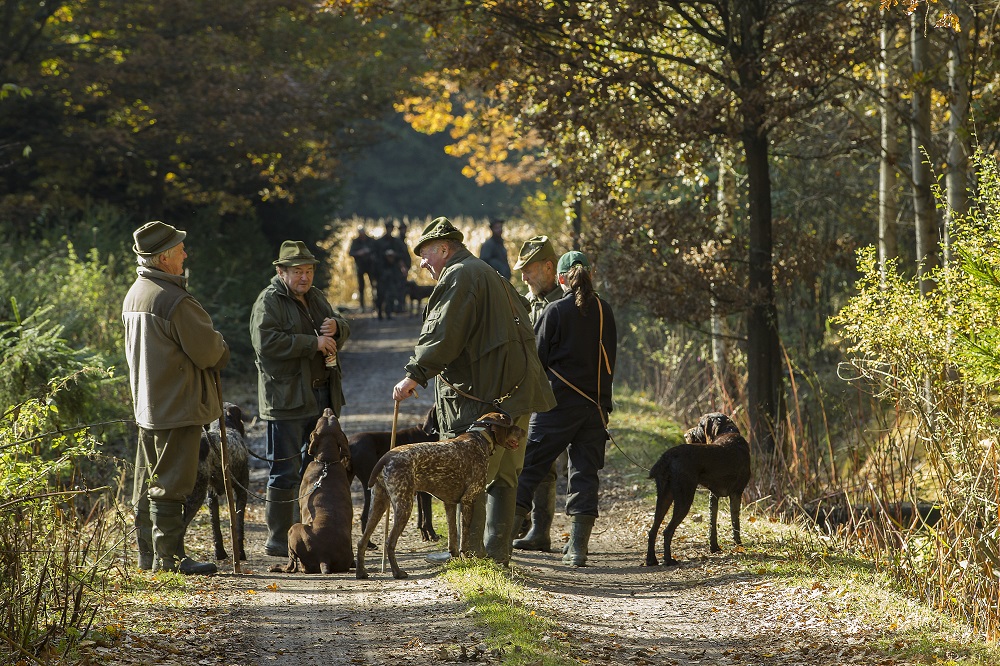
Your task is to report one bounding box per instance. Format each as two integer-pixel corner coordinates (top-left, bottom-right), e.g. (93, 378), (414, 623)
(480, 218), (511, 280)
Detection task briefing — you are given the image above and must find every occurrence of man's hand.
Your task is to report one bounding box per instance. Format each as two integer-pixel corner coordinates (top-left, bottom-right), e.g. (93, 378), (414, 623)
(393, 377), (419, 402)
(317, 335), (338, 355)
(320, 317), (338, 337)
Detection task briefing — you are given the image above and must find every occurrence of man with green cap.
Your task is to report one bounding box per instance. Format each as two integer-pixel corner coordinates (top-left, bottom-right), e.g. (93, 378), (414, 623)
(250, 240), (351, 557)
(123, 221), (230, 574)
(392, 217), (556, 566)
(511, 235), (564, 552)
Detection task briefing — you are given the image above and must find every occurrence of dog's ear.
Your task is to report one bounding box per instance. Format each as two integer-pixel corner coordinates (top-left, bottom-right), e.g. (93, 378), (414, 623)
(476, 412), (513, 428)
(684, 426), (706, 444)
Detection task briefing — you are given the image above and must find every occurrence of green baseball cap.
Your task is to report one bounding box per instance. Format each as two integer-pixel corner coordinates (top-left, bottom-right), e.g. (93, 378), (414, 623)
(513, 235), (557, 270)
(557, 250), (591, 275)
(413, 217), (464, 254)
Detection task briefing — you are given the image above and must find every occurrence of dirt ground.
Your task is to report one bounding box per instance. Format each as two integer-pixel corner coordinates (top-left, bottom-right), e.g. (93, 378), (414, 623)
(132, 312), (939, 666)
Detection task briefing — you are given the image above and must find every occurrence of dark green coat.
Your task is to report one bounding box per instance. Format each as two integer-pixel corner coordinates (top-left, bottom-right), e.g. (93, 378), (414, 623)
(250, 275), (351, 420)
(405, 247), (556, 438)
(527, 284), (564, 327)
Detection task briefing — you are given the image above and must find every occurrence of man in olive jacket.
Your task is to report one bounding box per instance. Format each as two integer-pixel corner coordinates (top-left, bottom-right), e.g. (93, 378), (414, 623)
(123, 221), (230, 575)
(511, 235), (565, 553)
(250, 240), (351, 556)
(393, 217), (556, 565)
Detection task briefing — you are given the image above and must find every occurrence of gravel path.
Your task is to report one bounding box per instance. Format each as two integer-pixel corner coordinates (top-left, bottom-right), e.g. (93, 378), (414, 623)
(189, 312), (932, 666)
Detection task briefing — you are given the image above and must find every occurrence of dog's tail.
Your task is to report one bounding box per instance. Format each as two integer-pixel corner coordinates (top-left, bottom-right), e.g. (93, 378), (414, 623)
(368, 452), (391, 488)
(648, 452), (672, 482)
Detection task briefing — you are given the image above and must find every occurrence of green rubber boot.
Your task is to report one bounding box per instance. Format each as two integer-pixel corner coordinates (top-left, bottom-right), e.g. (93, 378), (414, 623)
(151, 500), (217, 575)
(485, 485), (517, 566)
(562, 515), (595, 567)
(264, 487), (296, 557)
(513, 480), (555, 552)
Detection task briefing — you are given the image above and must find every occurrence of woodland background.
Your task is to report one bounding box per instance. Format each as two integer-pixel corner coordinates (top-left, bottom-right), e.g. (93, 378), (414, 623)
(5, 0), (1000, 661)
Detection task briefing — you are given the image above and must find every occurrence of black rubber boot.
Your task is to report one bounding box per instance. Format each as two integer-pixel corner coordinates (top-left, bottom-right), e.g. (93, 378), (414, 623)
(151, 500), (217, 575)
(265, 487), (296, 557)
(513, 480), (555, 552)
(562, 515), (595, 567)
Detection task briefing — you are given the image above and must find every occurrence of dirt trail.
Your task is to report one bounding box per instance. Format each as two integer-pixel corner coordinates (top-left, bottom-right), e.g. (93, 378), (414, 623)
(199, 313), (926, 666)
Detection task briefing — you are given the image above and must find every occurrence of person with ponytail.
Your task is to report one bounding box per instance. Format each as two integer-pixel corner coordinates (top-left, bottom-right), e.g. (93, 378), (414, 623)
(513, 250), (617, 566)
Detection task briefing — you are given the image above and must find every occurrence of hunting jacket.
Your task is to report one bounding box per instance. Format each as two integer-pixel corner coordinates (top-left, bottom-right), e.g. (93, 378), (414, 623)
(250, 275), (351, 421)
(405, 246), (556, 438)
(122, 267), (229, 430)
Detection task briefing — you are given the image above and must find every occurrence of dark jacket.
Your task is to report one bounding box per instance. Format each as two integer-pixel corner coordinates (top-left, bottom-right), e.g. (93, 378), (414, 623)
(122, 267), (229, 430)
(535, 291), (617, 413)
(405, 246), (556, 437)
(527, 284), (564, 326)
(250, 275), (351, 420)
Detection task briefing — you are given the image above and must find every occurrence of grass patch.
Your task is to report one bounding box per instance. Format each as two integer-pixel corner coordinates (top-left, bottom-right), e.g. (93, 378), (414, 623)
(442, 558), (574, 666)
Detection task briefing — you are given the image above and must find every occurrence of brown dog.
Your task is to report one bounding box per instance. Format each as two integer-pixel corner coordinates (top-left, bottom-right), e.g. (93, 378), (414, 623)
(356, 412), (524, 579)
(270, 409), (354, 574)
(644, 412), (751, 566)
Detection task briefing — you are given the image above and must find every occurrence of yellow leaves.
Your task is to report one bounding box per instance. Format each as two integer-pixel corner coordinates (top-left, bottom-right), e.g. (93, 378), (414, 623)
(266, 582), (279, 591)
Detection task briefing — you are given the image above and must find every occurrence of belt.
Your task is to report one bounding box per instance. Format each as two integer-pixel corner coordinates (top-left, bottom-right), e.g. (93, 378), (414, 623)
(312, 378), (329, 389)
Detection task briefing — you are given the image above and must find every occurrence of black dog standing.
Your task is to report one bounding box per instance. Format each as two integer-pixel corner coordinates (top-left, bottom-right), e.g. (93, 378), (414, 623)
(644, 412), (751, 566)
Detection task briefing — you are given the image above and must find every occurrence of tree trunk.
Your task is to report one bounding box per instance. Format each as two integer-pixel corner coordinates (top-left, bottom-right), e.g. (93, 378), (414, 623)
(879, 18), (901, 283)
(742, 128), (783, 455)
(712, 146), (737, 409)
(910, 8), (938, 295)
(945, 1), (971, 263)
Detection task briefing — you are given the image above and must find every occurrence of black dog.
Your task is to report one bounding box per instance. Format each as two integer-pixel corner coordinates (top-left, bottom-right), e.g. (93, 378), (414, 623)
(348, 406), (440, 545)
(405, 280), (434, 316)
(182, 402), (249, 561)
(644, 412), (751, 566)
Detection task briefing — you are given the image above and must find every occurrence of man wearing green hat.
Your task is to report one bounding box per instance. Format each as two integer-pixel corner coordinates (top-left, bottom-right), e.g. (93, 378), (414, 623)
(392, 217), (556, 565)
(250, 240), (351, 557)
(123, 221), (230, 574)
(511, 235), (564, 552)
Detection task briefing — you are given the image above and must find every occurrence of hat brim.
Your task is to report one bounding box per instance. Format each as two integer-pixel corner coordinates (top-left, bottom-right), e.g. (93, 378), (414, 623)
(273, 258), (319, 267)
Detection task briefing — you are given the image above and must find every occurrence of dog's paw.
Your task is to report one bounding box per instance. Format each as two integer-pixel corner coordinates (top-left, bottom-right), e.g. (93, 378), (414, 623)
(663, 557), (680, 566)
(643, 558), (659, 567)
(710, 546), (723, 553)
(356, 569), (369, 580)
(392, 570), (409, 580)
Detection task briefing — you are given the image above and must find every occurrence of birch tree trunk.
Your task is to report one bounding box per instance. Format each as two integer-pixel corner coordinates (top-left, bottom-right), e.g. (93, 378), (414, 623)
(879, 17), (901, 284)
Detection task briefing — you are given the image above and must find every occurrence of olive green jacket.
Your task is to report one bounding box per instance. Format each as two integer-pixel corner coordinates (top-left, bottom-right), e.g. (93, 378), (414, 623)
(122, 268), (230, 430)
(250, 275), (350, 420)
(405, 247), (556, 438)
(527, 284), (564, 327)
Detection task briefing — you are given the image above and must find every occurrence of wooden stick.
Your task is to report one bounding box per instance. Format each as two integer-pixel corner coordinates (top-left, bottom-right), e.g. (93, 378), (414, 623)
(214, 371), (241, 575)
(381, 399), (401, 574)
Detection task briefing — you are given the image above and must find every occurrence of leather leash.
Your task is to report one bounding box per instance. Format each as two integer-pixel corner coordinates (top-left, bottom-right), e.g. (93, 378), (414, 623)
(382, 398), (401, 574)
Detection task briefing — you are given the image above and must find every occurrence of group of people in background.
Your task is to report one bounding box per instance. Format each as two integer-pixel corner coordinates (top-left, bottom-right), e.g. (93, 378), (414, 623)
(122, 215), (616, 575)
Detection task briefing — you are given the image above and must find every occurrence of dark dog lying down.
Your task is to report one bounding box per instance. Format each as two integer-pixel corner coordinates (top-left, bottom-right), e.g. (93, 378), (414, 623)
(348, 406), (440, 546)
(181, 402), (248, 562)
(805, 499), (941, 536)
(356, 412), (524, 580)
(645, 412), (751, 566)
(270, 409), (354, 574)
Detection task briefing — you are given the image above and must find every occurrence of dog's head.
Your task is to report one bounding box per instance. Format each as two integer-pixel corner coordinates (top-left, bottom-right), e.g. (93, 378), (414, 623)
(308, 408), (351, 467)
(697, 412), (741, 442)
(222, 402), (246, 438)
(470, 412), (524, 450)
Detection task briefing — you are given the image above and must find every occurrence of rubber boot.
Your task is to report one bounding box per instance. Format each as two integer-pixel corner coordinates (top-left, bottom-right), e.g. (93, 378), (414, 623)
(467, 493), (488, 558)
(151, 500), (217, 575)
(135, 507), (154, 571)
(484, 485), (517, 566)
(265, 487), (296, 557)
(562, 515), (595, 567)
(513, 480), (555, 552)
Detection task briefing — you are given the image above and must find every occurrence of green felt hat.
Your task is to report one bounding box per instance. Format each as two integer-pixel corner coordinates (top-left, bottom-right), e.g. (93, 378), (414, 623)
(513, 235), (556, 270)
(132, 221), (186, 256)
(272, 240), (318, 267)
(413, 217), (464, 254)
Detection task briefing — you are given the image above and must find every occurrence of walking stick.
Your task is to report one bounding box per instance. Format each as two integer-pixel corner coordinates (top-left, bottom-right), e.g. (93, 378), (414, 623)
(214, 371), (242, 575)
(381, 398), (401, 574)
